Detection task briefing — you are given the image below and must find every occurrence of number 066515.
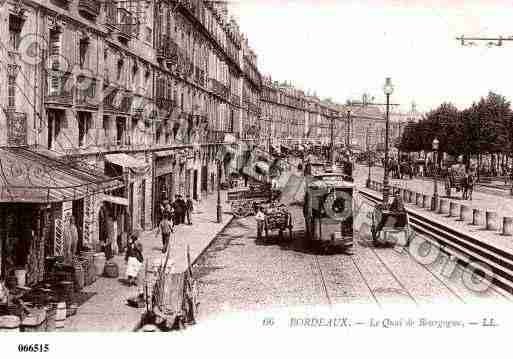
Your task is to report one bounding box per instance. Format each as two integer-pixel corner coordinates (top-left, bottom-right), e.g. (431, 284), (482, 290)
(18, 344), (49, 352)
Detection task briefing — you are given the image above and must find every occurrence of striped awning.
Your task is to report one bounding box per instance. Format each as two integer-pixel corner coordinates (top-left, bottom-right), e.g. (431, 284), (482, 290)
(0, 147), (123, 203)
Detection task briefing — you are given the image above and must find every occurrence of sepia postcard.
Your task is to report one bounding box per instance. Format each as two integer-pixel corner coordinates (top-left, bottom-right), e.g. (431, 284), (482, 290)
(0, 0), (512, 357)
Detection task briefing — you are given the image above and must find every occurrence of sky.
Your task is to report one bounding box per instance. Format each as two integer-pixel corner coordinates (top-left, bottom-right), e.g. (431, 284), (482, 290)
(227, 0), (513, 112)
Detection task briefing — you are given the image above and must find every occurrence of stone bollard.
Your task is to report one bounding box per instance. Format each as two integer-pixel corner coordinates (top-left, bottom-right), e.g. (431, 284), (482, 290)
(438, 199), (449, 214)
(485, 211), (499, 231)
(449, 202), (460, 218)
(422, 194), (430, 208)
(430, 196), (438, 211)
(460, 205), (472, 222)
(472, 209), (485, 226)
(503, 217), (513, 236)
(416, 192), (423, 206)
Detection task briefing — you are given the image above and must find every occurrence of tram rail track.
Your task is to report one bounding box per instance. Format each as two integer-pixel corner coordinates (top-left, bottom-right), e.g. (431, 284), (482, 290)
(359, 189), (513, 297)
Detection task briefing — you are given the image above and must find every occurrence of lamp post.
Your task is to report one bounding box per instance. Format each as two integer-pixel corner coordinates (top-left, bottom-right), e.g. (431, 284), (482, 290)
(366, 125), (372, 188)
(382, 77), (394, 205)
(431, 138), (440, 211)
(346, 109), (352, 149)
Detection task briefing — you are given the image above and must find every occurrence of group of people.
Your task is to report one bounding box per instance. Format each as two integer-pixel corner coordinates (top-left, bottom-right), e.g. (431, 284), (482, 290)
(156, 194), (195, 253)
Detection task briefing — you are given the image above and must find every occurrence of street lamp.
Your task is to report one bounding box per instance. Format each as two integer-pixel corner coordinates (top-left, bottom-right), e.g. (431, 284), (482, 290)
(366, 125), (372, 188)
(431, 138), (440, 211)
(382, 77), (394, 205)
(346, 109), (352, 149)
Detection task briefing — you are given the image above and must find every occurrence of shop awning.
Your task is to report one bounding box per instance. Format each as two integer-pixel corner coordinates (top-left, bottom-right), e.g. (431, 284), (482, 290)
(105, 153), (150, 174)
(99, 194), (129, 206)
(0, 147), (123, 203)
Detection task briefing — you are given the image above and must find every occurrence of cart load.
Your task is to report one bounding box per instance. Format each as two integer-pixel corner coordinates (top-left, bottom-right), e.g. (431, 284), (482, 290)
(227, 186), (280, 218)
(260, 203), (293, 242)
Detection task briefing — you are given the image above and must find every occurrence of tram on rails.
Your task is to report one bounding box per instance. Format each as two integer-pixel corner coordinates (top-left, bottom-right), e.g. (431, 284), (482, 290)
(302, 160), (355, 254)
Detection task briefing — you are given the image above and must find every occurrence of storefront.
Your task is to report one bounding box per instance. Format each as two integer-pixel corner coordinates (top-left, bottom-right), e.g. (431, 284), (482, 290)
(0, 147), (122, 286)
(104, 153), (151, 234)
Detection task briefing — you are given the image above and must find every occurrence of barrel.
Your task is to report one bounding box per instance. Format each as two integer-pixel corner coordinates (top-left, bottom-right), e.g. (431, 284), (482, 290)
(73, 262), (85, 290)
(0, 315), (20, 332)
(93, 252), (106, 277)
(55, 302), (66, 329)
(103, 261), (119, 278)
(57, 281), (74, 304)
(14, 269), (26, 288)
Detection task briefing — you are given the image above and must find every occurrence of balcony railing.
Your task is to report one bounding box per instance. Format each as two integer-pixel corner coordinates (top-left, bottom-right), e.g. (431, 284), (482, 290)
(156, 97), (175, 112)
(210, 78), (230, 100)
(76, 75), (97, 107)
(207, 130), (226, 144)
(78, 0), (101, 17)
(104, 88), (131, 113)
(45, 70), (73, 106)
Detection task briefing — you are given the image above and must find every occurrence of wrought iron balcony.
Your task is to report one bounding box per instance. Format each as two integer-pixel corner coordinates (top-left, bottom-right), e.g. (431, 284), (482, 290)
(104, 88), (132, 113)
(156, 97), (175, 112)
(207, 130), (226, 144)
(78, 0), (101, 17)
(45, 69), (73, 106)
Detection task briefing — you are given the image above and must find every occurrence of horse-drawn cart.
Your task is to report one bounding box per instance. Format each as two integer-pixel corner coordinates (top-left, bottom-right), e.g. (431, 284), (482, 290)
(370, 204), (411, 246)
(443, 164), (473, 200)
(227, 186), (280, 218)
(261, 204), (293, 242)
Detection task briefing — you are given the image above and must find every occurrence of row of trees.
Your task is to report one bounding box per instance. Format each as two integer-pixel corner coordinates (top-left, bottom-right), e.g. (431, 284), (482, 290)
(399, 92), (513, 166)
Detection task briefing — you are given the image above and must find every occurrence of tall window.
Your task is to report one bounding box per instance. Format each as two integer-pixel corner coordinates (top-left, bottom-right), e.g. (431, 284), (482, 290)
(7, 75), (16, 108)
(79, 38), (89, 69)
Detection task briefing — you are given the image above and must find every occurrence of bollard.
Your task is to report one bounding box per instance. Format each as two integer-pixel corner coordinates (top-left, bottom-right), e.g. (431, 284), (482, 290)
(449, 202), (460, 218)
(403, 189), (409, 202)
(422, 194), (429, 208)
(472, 209), (485, 226)
(438, 199), (449, 214)
(407, 191), (413, 203)
(503, 217), (513, 236)
(460, 205), (472, 222)
(416, 192), (423, 207)
(485, 211), (499, 231)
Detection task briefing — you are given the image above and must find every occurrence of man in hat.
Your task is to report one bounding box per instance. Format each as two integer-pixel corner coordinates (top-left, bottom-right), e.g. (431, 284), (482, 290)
(174, 194), (186, 225)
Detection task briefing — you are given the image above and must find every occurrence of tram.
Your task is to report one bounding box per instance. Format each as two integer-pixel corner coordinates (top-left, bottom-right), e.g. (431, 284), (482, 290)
(303, 162), (355, 254)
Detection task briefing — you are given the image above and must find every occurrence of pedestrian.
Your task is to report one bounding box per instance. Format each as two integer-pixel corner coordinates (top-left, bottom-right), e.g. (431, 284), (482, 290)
(255, 206), (266, 241)
(125, 234), (143, 286)
(63, 215), (77, 263)
(185, 195), (194, 225)
(156, 214), (174, 253)
(174, 194), (186, 225)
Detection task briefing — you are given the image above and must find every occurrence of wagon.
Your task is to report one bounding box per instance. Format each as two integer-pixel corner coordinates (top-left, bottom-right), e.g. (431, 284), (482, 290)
(370, 204), (411, 247)
(443, 165), (469, 199)
(261, 206), (293, 242)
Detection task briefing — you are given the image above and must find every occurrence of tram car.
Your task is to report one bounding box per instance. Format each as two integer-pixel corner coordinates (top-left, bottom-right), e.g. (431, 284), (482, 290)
(303, 164), (355, 254)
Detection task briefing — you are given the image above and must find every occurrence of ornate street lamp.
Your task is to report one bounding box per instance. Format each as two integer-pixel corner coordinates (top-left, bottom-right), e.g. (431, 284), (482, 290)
(366, 125), (372, 188)
(431, 138), (440, 210)
(346, 109), (352, 149)
(382, 77), (394, 205)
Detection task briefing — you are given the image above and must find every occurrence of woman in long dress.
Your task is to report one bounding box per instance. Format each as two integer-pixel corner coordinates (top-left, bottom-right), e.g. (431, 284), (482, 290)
(125, 234), (143, 286)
